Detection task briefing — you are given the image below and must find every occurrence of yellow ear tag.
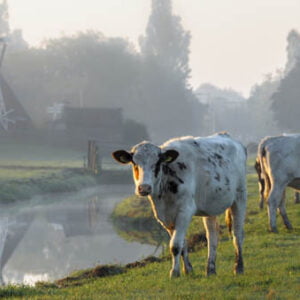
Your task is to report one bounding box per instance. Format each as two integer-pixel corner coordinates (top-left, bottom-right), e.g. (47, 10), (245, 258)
(165, 156), (173, 163)
(120, 156), (127, 163)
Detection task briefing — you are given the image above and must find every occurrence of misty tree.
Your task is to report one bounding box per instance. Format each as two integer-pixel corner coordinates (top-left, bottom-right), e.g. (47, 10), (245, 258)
(284, 29), (300, 76)
(0, 1), (27, 52)
(4, 32), (141, 127)
(43, 32), (140, 110)
(269, 29), (300, 132)
(140, 0), (191, 83)
(247, 74), (280, 140)
(272, 59), (300, 132)
(138, 0), (206, 141)
(0, 0), (9, 38)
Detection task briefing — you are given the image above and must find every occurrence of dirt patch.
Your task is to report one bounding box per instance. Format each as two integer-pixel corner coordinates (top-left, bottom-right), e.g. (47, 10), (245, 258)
(126, 256), (163, 269)
(55, 265), (124, 288)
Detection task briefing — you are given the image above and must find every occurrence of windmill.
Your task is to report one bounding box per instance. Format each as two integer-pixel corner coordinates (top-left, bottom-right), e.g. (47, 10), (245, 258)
(0, 38), (15, 130)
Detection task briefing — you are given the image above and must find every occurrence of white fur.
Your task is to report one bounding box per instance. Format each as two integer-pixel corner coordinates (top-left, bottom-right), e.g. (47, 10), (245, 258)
(256, 134), (300, 232)
(115, 133), (247, 277)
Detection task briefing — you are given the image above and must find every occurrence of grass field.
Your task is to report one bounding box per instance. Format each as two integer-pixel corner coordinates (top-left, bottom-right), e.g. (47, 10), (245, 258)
(0, 158), (300, 299)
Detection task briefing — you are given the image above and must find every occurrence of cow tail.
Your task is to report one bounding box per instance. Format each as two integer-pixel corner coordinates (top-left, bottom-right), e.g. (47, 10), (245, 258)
(225, 208), (232, 236)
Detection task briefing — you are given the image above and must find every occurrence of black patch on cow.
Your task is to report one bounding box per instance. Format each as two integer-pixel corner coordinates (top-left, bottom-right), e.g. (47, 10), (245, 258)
(168, 181), (178, 194)
(154, 159), (162, 178)
(225, 177), (230, 185)
(212, 153), (225, 167)
(214, 153), (223, 160)
(262, 147), (266, 157)
(171, 246), (180, 256)
(162, 165), (184, 184)
(215, 187), (222, 193)
(214, 173), (220, 181)
(177, 162), (187, 170)
(225, 177), (230, 191)
(207, 157), (217, 167)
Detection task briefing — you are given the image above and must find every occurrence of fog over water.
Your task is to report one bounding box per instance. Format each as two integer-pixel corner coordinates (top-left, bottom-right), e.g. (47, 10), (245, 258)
(0, 185), (158, 286)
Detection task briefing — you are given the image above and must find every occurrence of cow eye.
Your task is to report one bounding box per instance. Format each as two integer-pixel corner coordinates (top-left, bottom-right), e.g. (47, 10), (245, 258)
(133, 165), (139, 180)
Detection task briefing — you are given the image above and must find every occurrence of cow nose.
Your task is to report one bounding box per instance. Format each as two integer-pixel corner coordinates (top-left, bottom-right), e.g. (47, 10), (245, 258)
(138, 184), (152, 196)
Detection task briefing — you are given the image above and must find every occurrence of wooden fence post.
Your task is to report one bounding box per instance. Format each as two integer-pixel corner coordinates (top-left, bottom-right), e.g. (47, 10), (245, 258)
(87, 140), (100, 174)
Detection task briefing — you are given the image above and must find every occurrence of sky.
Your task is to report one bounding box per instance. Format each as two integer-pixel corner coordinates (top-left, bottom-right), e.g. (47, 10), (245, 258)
(7, 0), (300, 97)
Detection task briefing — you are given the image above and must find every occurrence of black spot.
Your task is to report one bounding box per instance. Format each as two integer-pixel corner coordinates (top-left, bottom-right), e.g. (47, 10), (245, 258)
(225, 177), (231, 191)
(214, 153), (223, 160)
(154, 159), (162, 178)
(168, 181), (178, 194)
(220, 145), (225, 150)
(212, 153), (224, 167)
(225, 177), (230, 185)
(177, 162), (187, 170)
(214, 173), (220, 181)
(171, 246), (180, 256)
(163, 165), (184, 184)
(262, 147), (266, 157)
(215, 187), (222, 192)
(207, 157), (217, 167)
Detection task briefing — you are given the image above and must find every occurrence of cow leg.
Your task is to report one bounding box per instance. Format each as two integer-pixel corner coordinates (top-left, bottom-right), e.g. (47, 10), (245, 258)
(267, 185), (284, 233)
(230, 199), (246, 274)
(181, 239), (193, 274)
(169, 211), (193, 278)
(203, 216), (218, 276)
(278, 190), (293, 230)
(295, 192), (300, 204)
(258, 178), (265, 209)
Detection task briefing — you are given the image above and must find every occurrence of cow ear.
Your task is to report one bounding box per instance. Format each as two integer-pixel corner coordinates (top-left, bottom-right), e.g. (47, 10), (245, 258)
(112, 150), (132, 164)
(161, 150), (179, 164)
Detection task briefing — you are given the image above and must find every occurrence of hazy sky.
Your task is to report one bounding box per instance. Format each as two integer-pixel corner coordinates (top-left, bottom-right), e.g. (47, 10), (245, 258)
(8, 0), (300, 97)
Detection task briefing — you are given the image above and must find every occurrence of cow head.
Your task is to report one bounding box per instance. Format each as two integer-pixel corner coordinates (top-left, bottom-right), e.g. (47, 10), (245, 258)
(112, 142), (179, 196)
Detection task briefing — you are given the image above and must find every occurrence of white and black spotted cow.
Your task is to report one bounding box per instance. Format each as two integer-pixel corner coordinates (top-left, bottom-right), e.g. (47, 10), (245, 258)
(112, 133), (247, 278)
(255, 134), (300, 232)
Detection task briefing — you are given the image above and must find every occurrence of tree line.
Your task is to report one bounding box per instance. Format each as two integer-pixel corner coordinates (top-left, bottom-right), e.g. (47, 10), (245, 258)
(1, 0), (300, 143)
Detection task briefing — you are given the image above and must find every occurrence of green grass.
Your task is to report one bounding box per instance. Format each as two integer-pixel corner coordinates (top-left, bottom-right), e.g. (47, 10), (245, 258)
(1, 160), (300, 299)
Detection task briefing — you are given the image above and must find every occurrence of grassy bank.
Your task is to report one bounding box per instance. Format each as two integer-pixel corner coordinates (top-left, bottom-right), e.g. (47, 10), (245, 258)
(0, 160), (300, 299)
(0, 168), (98, 203)
(0, 141), (90, 199)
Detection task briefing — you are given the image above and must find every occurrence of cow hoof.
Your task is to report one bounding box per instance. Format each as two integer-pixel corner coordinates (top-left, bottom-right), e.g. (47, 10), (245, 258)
(234, 267), (244, 275)
(170, 269), (180, 278)
(206, 269), (216, 276)
(183, 262), (193, 274)
(268, 227), (278, 233)
(183, 264), (193, 275)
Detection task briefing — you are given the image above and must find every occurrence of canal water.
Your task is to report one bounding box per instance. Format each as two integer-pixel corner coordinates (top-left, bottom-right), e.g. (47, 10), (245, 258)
(0, 184), (158, 285)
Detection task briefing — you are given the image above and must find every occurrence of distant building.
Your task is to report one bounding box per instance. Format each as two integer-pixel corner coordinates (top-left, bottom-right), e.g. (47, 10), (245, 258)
(52, 106), (124, 150)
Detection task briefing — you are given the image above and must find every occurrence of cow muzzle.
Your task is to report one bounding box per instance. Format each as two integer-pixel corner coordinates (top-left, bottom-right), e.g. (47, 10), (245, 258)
(137, 184), (152, 196)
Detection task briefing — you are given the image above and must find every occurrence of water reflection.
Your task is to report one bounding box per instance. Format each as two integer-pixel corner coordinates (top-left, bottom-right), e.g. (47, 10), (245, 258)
(0, 185), (158, 286)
